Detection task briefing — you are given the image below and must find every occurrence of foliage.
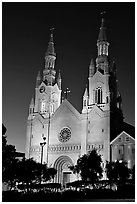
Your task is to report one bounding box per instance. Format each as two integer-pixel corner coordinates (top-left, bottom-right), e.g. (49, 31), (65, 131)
(15, 158), (57, 192)
(105, 160), (131, 182)
(2, 124), (18, 190)
(70, 149), (103, 184)
(16, 158), (41, 186)
(44, 168), (57, 182)
(2, 124), (7, 136)
(2, 124), (57, 191)
(2, 124), (7, 147)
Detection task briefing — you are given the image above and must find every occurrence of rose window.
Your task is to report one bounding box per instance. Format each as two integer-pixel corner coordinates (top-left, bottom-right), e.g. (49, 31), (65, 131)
(59, 127), (71, 142)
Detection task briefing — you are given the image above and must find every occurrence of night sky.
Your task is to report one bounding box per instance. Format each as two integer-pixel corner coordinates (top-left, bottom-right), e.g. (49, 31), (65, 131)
(2, 2), (135, 153)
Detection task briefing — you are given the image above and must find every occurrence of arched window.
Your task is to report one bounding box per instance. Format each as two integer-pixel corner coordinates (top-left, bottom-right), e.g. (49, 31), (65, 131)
(98, 88), (101, 103)
(41, 98), (46, 113)
(41, 101), (45, 113)
(49, 59), (53, 67)
(106, 96), (109, 103)
(99, 45), (102, 55)
(103, 44), (106, 55)
(95, 87), (102, 104)
(84, 100), (86, 106)
(99, 44), (103, 55)
(95, 90), (97, 103)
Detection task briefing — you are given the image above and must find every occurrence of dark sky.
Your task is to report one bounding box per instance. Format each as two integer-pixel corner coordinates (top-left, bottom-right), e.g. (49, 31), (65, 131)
(3, 2), (135, 153)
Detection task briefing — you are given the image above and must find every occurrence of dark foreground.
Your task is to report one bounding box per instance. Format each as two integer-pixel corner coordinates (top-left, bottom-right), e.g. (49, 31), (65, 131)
(3, 187), (135, 202)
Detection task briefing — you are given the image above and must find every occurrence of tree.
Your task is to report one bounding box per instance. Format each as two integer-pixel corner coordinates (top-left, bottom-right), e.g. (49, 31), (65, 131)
(2, 124), (57, 191)
(2, 124), (18, 190)
(105, 160), (131, 183)
(2, 124), (7, 147)
(16, 158), (57, 191)
(43, 168), (57, 182)
(3, 158), (19, 190)
(105, 161), (117, 182)
(70, 149), (103, 186)
(16, 158), (41, 191)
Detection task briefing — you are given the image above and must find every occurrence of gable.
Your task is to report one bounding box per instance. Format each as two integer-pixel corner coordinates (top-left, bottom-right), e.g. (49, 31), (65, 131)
(51, 99), (81, 121)
(92, 70), (106, 85)
(110, 131), (135, 145)
(89, 105), (109, 119)
(52, 83), (60, 94)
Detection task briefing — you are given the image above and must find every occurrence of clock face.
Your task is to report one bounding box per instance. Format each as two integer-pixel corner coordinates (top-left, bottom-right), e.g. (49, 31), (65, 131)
(40, 86), (45, 93)
(59, 127), (71, 142)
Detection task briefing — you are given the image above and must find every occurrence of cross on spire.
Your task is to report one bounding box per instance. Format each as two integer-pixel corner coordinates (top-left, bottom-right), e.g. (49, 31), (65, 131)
(50, 28), (54, 35)
(64, 88), (71, 100)
(50, 27), (55, 32)
(100, 11), (106, 18)
(49, 28), (55, 42)
(100, 11), (106, 26)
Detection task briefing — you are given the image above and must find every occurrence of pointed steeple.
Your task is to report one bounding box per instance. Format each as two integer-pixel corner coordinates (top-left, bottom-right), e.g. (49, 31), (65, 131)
(30, 98), (34, 107)
(29, 98), (34, 114)
(84, 86), (88, 97)
(36, 71), (41, 88)
(45, 28), (56, 57)
(117, 92), (122, 110)
(96, 14), (109, 73)
(98, 17), (107, 42)
(57, 69), (62, 90)
(97, 15), (109, 57)
(43, 28), (56, 85)
(58, 69), (61, 80)
(89, 58), (96, 77)
(82, 85), (88, 111)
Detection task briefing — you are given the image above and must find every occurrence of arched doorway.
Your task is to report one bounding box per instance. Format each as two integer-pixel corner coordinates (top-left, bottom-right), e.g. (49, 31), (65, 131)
(53, 155), (73, 186)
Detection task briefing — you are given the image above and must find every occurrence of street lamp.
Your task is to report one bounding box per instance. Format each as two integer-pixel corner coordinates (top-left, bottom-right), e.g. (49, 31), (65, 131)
(40, 137), (46, 185)
(40, 137), (46, 165)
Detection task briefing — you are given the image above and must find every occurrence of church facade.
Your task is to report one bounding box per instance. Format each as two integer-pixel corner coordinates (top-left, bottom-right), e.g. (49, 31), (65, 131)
(25, 18), (135, 185)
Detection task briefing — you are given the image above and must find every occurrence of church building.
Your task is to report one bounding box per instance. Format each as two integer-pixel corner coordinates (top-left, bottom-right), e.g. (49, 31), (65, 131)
(25, 17), (135, 185)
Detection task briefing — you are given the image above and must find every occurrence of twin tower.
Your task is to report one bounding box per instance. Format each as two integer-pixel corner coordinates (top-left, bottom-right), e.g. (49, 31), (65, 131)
(25, 17), (123, 184)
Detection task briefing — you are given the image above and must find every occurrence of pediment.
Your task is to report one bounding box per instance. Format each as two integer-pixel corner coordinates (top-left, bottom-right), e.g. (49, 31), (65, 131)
(88, 105), (109, 119)
(52, 83), (60, 93)
(51, 99), (81, 121)
(92, 71), (106, 86)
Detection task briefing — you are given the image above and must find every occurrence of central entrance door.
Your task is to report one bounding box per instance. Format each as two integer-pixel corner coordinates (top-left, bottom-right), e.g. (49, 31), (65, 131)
(63, 172), (71, 187)
(53, 155), (73, 185)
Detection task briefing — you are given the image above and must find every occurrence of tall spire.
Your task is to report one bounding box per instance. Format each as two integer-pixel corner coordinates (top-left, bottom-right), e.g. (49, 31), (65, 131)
(64, 88), (71, 100)
(43, 28), (56, 85)
(36, 70), (41, 88)
(30, 98), (34, 107)
(98, 17), (107, 42)
(82, 85), (88, 112)
(89, 58), (96, 77)
(117, 92), (122, 110)
(84, 86), (88, 97)
(96, 13), (109, 73)
(29, 98), (34, 114)
(57, 69), (62, 90)
(45, 28), (56, 57)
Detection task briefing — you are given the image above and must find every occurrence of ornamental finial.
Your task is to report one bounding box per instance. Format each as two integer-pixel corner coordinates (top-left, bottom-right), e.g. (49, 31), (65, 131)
(100, 11), (106, 27)
(50, 28), (55, 42)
